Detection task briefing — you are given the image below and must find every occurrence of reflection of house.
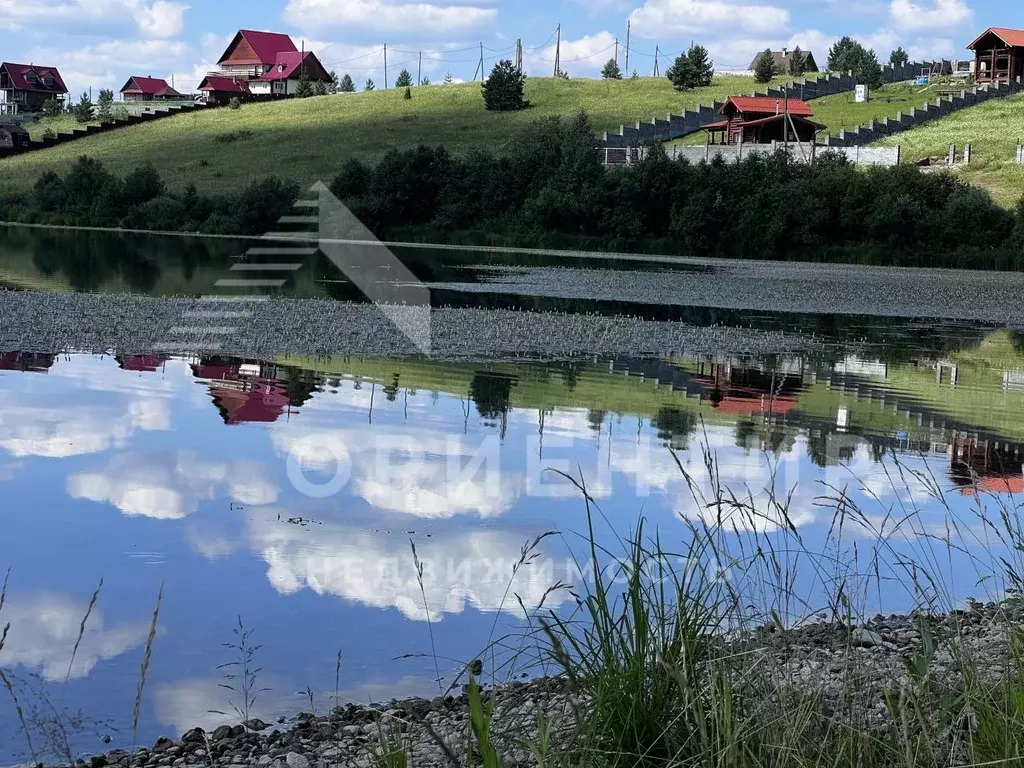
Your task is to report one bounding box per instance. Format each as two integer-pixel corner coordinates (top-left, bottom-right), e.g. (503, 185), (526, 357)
(0, 351), (55, 373)
(746, 49), (819, 73)
(949, 435), (1024, 495)
(966, 27), (1024, 84)
(702, 96), (824, 145)
(116, 355), (168, 372)
(119, 76), (185, 102)
(192, 358), (317, 425)
(690, 363), (801, 417)
(0, 62), (68, 114)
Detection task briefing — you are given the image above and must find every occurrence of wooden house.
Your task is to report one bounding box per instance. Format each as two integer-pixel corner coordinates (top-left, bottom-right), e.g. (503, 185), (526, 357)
(702, 96), (823, 145)
(250, 51), (331, 95)
(0, 123), (30, 156)
(0, 62), (68, 114)
(120, 76), (185, 102)
(217, 30), (299, 80)
(966, 27), (1024, 83)
(197, 75), (251, 105)
(746, 48), (819, 73)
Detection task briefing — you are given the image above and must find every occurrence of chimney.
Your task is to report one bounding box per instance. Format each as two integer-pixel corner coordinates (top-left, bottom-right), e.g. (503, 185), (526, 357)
(775, 98), (780, 114)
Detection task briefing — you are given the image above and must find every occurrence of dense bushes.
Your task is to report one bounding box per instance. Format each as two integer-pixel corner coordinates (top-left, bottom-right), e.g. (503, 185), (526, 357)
(4, 157), (299, 236)
(5, 117), (1024, 269)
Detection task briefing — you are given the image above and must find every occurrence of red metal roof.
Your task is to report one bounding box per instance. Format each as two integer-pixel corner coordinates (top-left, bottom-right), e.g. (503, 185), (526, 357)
(721, 95), (814, 117)
(198, 75), (251, 94)
(219, 30), (298, 66)
(966, 27), (1024, 50)
(0, 62), (68, 94)
(121, 76), (183, 97)
(961, 475), (1024, 496)
(256, 51), (326, 82)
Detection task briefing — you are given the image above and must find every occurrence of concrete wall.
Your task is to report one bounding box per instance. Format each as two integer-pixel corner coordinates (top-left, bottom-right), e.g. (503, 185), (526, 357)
(596, 59), (948, 150)
(821, 78), (1023, 147)
(599, 142), (900, 167)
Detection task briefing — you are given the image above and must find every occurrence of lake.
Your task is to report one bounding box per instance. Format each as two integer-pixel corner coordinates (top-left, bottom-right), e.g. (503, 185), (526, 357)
(2, 224), (1024, 763)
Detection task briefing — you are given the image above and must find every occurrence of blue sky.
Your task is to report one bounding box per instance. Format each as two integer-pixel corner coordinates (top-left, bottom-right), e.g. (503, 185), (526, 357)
(0, 0), (1018, 97)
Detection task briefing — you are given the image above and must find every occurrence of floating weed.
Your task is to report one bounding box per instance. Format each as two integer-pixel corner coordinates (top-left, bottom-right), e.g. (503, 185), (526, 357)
(66, 577), (103, 683)
(133, 582), (163, 743)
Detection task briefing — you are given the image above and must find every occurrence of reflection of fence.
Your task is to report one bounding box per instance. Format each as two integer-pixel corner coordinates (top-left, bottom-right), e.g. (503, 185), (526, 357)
(595, 59), (951, 150)
(598, 142), (901, 167)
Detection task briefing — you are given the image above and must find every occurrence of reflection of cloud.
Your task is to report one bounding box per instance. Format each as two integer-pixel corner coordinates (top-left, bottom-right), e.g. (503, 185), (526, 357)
(248, 517), (568, 621)
(273, 427), (520, 518)
(0, 461), (23, 482)
(0, 593), (147, 681)
(67, 452), (278, 519)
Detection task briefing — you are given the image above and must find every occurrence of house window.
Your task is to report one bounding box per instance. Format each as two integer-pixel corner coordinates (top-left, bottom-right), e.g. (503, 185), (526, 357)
(273, 81), (285, 93)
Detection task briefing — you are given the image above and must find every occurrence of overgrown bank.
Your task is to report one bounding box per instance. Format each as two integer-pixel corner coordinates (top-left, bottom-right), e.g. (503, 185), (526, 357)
(3, 113), (1023, 269)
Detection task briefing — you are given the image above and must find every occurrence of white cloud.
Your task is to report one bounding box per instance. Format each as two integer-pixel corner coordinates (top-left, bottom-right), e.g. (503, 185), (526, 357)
(0, 0), (187, 38)
(284, 0), (496, 34)
(889, 0), (971, 31)
(67, 451), (278, 520)
(538, 31), (618, 76)
(0, 593), (147, 681)
(629, 0), (790, 38)
(23, 38), (193, 94)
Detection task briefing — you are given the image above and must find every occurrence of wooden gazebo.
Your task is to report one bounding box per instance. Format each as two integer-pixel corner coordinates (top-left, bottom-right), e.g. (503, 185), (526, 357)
(701, 96), (824, 145)
(966, 27), (1024, 84)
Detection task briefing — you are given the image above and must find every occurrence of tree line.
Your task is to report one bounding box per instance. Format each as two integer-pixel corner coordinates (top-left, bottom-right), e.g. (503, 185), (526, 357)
(5, 112), (1021, 269)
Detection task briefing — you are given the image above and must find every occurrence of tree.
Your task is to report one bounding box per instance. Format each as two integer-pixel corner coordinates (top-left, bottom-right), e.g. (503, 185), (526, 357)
(395, 69), (413, 88)
(827, 36), (883, 88)
(364, 78), (375, 91)
(788, 46), (808, 77)
(753, 49), (776, 83)
(667, 43), (714, 91)
(601, 58), (622, 79)
(72, 92), (94, 124)
(97, 88), (114, 121)
(295, 67), (314, 98)
(421, 76), (431, 86)
(314, 80), (328, 96)
(42, 98), (63, 119)
(327, 70), (340, 94)
(444, 71), (454, 85)
(889, 47), (909, 68)
(630, 70), (639, 79)
(403, 86), (412, 100)
(555, 69), (569, 79)
(338, 73), (356, 93)
(481, 59), (527, 111)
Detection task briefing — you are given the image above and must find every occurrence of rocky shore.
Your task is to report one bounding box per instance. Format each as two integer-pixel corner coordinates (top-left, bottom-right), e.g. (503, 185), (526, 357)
(32, 602), (1022, 768)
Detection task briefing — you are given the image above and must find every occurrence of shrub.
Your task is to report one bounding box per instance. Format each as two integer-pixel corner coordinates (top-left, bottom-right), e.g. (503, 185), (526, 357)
(214, 129), (254, 144)
(403, 86), (412, 100)
(481, 59), (527, 111)
(233, 177), (301, 235)
(228, 97), (242, 110)
(122, 164), (165, 204)
(42, 98), (63, 119)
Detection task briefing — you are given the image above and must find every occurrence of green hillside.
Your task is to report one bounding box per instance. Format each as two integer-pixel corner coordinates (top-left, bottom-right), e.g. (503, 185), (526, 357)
(873, 92), (1024, 207)
(0, 75), (798, 196)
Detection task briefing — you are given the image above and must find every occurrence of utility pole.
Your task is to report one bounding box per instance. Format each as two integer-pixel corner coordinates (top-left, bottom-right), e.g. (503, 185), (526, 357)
(515, 38), (523, 73)
(479, 42), (484, 80)
(417, 52), (422, 85)
(653, 45), (660, 77)
(383, 43), (388, 88)
(615, 37), (619, 65)
(625, 21), (630, 74)
(554, 23), (561, 77)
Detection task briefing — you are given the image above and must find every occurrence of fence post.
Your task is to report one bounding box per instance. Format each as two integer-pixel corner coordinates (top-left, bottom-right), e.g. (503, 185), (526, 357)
(964, 143), (971, 165)
(948, 143), (956, 166)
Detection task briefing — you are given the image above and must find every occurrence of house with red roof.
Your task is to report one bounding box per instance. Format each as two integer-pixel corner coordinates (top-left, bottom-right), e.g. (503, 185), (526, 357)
(199, 29), (332, 103)
(0, 62), (68, 115)
(967, 27), (1024, 83)
(119, 76), (186, 102)
(702, 95), (823, 146)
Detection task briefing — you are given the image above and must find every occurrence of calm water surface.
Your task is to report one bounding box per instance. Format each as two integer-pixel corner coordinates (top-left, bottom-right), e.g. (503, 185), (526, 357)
(1, 226), (1024, 762)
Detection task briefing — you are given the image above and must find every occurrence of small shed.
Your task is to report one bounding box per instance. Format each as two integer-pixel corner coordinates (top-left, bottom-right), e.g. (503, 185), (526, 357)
(120, 76), (185, 102)
(197, 75), (251, 105)
(702, 96), (823, 145)
(746, 48), (819, 73)
(966, 27), (1024, 83)
(0, 123), (30, 155)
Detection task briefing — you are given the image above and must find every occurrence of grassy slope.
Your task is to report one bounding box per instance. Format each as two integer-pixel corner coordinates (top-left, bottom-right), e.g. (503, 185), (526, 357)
(21, 114), (99, 140)
(0, 75), (799, 196)
(872, 93), (1024, 207)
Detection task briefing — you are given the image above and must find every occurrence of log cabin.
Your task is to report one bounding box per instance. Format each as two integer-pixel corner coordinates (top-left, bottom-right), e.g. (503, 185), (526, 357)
(966, 27), (1024, 84)
(702, 96), (824, 145)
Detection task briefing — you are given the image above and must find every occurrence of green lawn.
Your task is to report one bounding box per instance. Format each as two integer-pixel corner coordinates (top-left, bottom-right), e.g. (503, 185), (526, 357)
(871, 93), (1024, 207)
(21, 114), (100, 140)
(0, 75), (803, 196)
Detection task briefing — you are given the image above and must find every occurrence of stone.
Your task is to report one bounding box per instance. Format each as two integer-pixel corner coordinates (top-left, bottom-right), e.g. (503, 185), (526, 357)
(211, 726), (234, 743)
(285, 753), (310, 768)
(180, 728), (205, 745)
(245, 719), (270, 733)
(851, 628), (884, 648)
(256, 756), (273, 767)
(340, 726), (362, 737)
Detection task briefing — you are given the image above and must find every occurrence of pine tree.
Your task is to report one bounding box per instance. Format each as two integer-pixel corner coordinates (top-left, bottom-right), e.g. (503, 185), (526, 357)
(788, 47), (808, 77)
(43, 98), (63, 119)
(687, 44), (714, 88)
(72, 92), (94, 124)
(630, 70), (639, 79)
(601, 58), (622, 79)
(421, 76), (431, 86)
(753, 49), (776, 83)
(364, 78), (375, 91)
(97, 88), (114, 121)
(481, 59), (527, 111)
(327, 70), (339, 94)
(889, 47), (909, 68)
(444, 71), (454, 85)
(338, 74), (356, 93)
(395, 69), (413, 88)
(295, 67), (314, 98)
(314, 80), (328, 96)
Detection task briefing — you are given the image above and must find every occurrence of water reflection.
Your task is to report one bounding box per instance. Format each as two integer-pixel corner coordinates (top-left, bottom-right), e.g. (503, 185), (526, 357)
(3, 340), (1024, 760)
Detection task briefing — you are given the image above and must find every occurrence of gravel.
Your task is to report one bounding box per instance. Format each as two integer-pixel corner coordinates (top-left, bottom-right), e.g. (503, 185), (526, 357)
(0, 291), (818, 360)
